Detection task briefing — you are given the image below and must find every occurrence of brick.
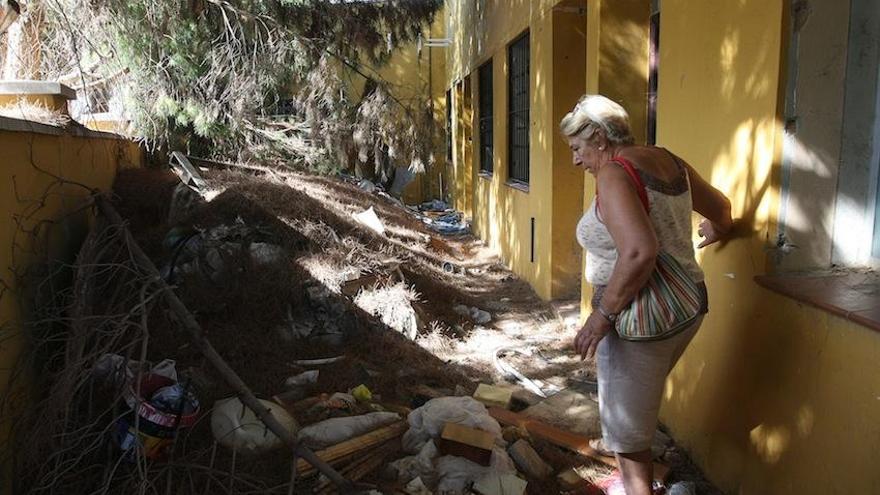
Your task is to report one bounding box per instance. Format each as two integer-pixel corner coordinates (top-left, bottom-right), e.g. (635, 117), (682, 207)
(437, 422), (495, 466)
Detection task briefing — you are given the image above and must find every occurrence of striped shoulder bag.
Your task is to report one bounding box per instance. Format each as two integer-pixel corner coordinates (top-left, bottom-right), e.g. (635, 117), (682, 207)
(604, 157), (702, 342)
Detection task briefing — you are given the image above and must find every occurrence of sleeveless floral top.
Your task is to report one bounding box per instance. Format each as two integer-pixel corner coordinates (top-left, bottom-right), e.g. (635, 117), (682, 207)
(576, 152), (704, 288)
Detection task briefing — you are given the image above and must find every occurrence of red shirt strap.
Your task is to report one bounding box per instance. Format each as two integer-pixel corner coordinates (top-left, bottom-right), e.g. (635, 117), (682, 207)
(596, 156), (650, 218)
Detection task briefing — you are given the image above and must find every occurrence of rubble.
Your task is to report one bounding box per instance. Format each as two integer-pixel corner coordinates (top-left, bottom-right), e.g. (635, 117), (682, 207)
(10, 163), (720, 494)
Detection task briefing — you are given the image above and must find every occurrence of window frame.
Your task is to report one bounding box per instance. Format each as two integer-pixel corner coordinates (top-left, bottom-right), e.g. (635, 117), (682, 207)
(507, 31), (530, 186)
(478, 59), (494, 176)
(445, 88), (453, 162)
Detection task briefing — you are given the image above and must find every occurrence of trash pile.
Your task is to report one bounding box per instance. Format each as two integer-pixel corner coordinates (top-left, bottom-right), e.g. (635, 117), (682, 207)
(340, 172), (471, 237)
(412, 199), (471, 236)
(8, 158), (717, 494)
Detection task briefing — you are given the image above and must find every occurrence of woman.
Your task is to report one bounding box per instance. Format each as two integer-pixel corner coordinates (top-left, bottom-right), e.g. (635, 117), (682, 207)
(560, 95), (732, 495)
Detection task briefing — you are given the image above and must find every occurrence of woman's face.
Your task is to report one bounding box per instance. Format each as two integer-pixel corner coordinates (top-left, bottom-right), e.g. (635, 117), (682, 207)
(568, 135), (601, 175)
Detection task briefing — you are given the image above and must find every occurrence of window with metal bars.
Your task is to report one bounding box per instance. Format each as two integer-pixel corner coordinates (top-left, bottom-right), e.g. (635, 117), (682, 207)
(446, 89), (453, 161)
(508, 33), (530, 184)
(478, 60), (493, 174)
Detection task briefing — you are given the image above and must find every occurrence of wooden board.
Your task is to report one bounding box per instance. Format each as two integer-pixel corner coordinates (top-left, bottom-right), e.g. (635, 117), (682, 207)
(488, 408), (670, 482)
(294, 420), (407, 477)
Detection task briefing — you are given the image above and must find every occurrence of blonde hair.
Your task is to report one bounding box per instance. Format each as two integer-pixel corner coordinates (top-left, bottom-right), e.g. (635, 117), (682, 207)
(559, 94), (634, 145)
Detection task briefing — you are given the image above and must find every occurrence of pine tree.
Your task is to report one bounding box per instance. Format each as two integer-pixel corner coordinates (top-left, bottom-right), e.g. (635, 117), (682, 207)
(36, 0), (442, 176)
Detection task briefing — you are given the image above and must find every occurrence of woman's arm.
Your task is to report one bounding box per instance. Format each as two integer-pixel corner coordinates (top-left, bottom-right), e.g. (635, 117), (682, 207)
(594, 164), (659, 316)
(681, 161), (733, 248)
(574, 164), (658, 359)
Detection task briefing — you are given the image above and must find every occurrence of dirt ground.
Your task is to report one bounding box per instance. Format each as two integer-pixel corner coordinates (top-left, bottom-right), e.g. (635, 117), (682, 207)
(101, 164), (720, 494)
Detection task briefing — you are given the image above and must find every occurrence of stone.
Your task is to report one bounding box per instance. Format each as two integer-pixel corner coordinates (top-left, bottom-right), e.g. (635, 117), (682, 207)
(470, 307), (492, 324)
(507, 439), (552, 479)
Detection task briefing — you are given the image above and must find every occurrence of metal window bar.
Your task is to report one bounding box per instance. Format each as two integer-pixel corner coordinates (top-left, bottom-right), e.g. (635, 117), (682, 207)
(478, 60), (494, 174)
(647, 11), (660, 145)
(446, 89), (453, 161)
(508, 33), (530, 184)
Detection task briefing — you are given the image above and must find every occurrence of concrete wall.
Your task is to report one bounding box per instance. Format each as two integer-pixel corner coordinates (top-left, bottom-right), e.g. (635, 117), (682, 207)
(652, 1), (880, 493)
(448, 0), (588, 300)
(0, 117), (141, 483)
(777, 0), (850, 270)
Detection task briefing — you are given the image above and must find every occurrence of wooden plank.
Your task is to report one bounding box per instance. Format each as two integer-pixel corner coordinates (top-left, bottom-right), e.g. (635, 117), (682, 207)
(315, 440), (399, 494)
(488, 408), (670, 482)
(295, 421), (407, 477)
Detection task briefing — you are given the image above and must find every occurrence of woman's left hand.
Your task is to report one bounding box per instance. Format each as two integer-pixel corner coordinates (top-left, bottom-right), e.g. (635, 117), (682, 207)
(575, 311), (613, 360)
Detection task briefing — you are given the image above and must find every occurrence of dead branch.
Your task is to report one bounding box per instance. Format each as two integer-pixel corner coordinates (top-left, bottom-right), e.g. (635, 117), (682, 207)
(93, 195), (357, 493)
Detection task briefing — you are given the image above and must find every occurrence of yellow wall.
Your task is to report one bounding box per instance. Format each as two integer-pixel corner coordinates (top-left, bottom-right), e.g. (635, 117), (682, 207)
(449, 0), (588, 300)
(580, 0), (651, 313)
(347, 7), (448, 205)
(648, 1), (880, 493)
(0, 120), (141, 482)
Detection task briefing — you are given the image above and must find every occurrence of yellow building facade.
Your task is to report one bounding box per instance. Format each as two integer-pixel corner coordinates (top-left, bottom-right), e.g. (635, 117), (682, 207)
(446, 0), (880, 492)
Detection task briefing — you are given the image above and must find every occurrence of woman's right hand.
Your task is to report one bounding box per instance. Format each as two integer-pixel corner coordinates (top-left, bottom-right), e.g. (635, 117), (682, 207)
(575, 311), (612, 360)
(697, 218), (730, 248)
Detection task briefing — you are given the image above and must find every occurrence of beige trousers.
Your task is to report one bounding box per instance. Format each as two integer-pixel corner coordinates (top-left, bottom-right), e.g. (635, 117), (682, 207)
(597, 316), (704, 453)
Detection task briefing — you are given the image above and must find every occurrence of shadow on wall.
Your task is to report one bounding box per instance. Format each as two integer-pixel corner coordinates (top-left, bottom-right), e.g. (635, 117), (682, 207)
(650, 0), (864, 490)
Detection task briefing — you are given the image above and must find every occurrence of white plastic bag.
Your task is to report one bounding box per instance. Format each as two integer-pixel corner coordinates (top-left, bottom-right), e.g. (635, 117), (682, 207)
(297, 411), (400, 449)
(402, 396), (504, 454)
(211, 397), (298, 454)
(435, 447), (517, 494)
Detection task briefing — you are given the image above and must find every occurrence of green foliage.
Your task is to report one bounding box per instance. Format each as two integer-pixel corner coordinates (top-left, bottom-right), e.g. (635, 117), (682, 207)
(41, 0), (442, 176)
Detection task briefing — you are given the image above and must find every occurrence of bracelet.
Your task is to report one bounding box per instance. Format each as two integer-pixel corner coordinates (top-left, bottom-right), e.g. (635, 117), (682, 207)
(596, 304), (618, 324)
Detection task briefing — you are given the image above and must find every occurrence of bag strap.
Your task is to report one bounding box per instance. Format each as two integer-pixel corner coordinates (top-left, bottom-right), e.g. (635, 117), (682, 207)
(596, 156), (650, 215)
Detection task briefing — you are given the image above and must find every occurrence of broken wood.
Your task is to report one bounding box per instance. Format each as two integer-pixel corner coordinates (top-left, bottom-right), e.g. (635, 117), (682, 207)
(488, 407), (670, 482)
(295, 421), (408, 478)
(95, 196), (354, 492)
(315, 439), (399, 494)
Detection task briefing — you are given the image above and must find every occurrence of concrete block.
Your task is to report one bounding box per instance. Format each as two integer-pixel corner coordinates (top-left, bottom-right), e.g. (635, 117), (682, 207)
(0, 80), (76, 99)
(508, 439), (552, 479)
(473, 383), (513, 409)
(521, 386), (601, 437)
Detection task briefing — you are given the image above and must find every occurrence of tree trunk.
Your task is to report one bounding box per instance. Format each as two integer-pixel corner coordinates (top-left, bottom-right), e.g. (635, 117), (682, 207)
(3, 0), (42, 80)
